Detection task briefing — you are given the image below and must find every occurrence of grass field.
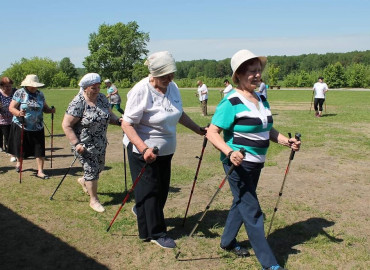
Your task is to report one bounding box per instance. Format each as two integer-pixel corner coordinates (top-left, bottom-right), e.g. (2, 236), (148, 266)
(0, 87), (369, 269)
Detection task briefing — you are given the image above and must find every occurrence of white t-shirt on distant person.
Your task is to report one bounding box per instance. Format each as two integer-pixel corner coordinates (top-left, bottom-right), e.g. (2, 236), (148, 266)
(313, 82), (328, 99)
(197, 84), (208, 101)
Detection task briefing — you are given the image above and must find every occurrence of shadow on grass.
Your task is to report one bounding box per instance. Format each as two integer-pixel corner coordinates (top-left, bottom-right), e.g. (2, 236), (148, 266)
(321, 113), (337, 117)
(166, 209), (229, 239)
(0, 166), (16, 174)
(268, 217), (342, 267)
(100, 191), (134, 206)
(0, 203), (108, 269)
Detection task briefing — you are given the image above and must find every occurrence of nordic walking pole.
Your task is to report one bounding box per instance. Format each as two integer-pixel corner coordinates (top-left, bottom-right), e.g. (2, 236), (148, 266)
(189, 148), (246, 237)
(106, 146), (159, 232)
(19, 117), (25, 184)
(43, 120), (52, 136)
(50, 106), (54, 168)
(309, 90), (314, 113)
(49, 154), (78, 200)
(18, 103), (27, 184)
(266, 132), (301, 237)
(182, 133), (208, 226)
(123, 144), (127, 193)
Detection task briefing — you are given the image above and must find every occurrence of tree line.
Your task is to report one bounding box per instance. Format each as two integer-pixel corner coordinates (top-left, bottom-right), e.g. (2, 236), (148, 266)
(2, 21), (370, 89)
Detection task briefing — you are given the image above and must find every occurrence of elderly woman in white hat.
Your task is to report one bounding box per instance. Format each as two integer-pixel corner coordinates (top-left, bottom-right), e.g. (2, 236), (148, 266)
(8, 74), (56, 179)
(121, 51), (206, 249)
(206, 50), (301, 270)
(62, 73), (122, 213)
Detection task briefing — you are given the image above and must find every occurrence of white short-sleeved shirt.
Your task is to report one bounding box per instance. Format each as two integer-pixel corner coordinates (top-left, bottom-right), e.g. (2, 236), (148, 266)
(197, 84), (208, 101)
(223, 84), (233, 94)
(123, 77), (183, 156)
(313, 82), (328, 99)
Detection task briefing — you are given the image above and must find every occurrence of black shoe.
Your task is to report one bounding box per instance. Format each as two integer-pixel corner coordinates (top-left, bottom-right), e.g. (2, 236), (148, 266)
(150, 236), (176, 249)
(222, 244), (250, 257)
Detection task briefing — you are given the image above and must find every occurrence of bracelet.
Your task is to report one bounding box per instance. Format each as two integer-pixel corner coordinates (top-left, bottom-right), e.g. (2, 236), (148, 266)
(142, 147), (149, 156)
(227, 150), (234, 159)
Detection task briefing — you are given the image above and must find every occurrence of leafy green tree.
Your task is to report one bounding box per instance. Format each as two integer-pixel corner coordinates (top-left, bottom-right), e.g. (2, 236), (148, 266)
(267, 64), (280, 85)
(51, 72), (70, 87)
(69, 78), (78, 88)
(346, 63), (366, 87)
(59, 57), (78, 80)
(297, 70), (311, 87)
(83, 22), (149, 82)
(132, 62), (149, 82)
(324, 62), (346, 88)
(283, 72), (298, 87)
(2, 57), (58, 87)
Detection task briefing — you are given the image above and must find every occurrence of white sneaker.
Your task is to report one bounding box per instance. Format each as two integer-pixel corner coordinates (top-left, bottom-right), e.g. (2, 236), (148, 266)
(90, 201), (105, 213)
(10, 157), (17, 162)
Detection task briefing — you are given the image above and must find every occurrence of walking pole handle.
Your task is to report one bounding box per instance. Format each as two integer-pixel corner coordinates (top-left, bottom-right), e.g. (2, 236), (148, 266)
(152, 146), (159, 155)
(51, 106), (55, 119)
(201, 123), (210, 148)
(289, 133), (301, 160)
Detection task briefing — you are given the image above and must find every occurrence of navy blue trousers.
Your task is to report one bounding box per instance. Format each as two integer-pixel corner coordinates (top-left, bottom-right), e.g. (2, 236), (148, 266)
(221, 161), (278, 268)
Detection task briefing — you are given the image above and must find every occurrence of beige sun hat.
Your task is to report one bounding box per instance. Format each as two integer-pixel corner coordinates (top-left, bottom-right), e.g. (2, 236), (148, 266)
(231, 50), (267, 84)
(21, 74), (45, 87)
(104, 79), (111, 83)
(144, 51), (177, 77)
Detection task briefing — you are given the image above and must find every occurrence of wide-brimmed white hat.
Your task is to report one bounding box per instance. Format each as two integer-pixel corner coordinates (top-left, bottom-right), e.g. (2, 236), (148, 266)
(231, 50), (267, 84)
(21, 74), (45, 87)
(145, 51), (177, 77)
(104, 79), (111, 83)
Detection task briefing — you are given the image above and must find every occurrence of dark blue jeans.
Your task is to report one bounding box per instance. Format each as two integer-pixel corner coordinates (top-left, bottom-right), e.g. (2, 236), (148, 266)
(221, 161), (277, 268)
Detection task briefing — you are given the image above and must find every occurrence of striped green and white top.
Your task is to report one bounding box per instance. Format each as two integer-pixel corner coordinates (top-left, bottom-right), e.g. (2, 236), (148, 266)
(211, 89), (273, 163)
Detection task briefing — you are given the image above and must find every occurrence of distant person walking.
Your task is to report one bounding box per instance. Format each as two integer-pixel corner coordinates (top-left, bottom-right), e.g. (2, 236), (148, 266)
(197, 80), (208, 116)
(258, 79), (267, 99)
(223, 79), (233, 97)
(104, 79), (125, 116)
(313, 76), (328, 117)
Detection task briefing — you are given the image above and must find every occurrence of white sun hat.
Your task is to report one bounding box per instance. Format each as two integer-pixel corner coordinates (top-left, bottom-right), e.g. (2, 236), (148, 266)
(104, 79), (111, 83)
(231, 50), (267, 84)
(20, 74), (45, 87)
(78, 73), (101, 93)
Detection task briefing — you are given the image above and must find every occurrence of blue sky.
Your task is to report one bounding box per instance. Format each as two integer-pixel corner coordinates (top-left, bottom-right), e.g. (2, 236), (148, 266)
(1, 0), (369, 73)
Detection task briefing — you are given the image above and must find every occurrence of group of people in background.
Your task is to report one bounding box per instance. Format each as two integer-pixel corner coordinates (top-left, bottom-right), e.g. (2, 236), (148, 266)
(0, 48), (305, 270)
